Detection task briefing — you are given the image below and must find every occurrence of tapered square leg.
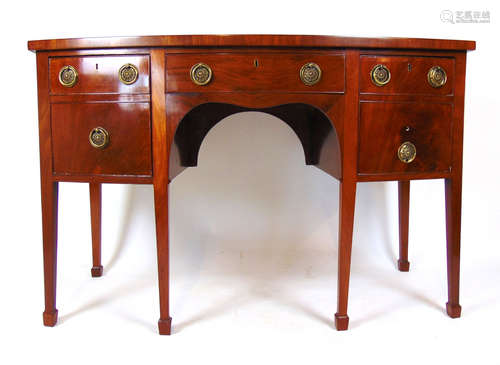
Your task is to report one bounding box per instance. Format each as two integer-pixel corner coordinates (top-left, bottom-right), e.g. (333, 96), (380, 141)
(41, 181), (59, 327)
(90, 183), (103, 277)
(335, 181), (357, 331)
(154, 181), (172, 335)
(445, 177), (462, 318)
(151, 49), (173, 335)
(398, 181), (410, 272)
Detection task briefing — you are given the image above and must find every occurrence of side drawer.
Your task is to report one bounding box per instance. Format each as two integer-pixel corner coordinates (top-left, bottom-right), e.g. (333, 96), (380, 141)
(166, 53), (345, 93)
(49, 55), (150, 95)
(359, 55), (454, 95)
(51, 103), (152, 176)
(358, 102), (453, 175)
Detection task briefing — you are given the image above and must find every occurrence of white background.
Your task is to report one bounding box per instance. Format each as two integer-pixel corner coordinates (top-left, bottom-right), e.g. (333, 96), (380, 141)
(1, 0), (499, 364)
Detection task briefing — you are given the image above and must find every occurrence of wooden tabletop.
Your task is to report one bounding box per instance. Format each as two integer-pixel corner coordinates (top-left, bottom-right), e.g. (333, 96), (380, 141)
(27, 34), (476, 52)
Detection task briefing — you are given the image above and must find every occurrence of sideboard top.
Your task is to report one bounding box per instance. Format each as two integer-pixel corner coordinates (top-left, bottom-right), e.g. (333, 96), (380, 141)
(27, 34), (476, 52)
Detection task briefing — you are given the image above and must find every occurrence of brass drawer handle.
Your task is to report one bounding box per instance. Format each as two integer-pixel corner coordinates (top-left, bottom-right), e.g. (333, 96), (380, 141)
(427, 66), (447, 88)
(370, 64), (391, 86)
(300, 62), (322, 86)
(58, 65), (78, 87)
(398, 141), (416, 163)
(89, 127), (110, 149)
(119, 63), (139, 85)
(190, 63), (212, 86)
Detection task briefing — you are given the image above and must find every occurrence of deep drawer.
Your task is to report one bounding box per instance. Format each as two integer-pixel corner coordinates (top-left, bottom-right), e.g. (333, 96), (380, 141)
(359, 55), (455, 95)
(166, 53), (345, 93)
(51, 103), (152, 176)
(358, 102), (453, 175)
(49, 55), (150, 95)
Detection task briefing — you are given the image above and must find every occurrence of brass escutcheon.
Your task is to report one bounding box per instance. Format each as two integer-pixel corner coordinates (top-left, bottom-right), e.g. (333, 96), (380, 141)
(398, 141), (416, 163)
(300, 63), (322, 86)
(370, 64), (391, 86)
(89, 127), (110, 149)
(58, 65), (78, 87)
(427, 66), (447, 88)
(190, 63), (212, 86)
(118, 63), (139, 85)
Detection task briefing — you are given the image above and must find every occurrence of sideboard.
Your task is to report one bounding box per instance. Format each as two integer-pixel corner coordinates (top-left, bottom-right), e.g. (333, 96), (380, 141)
(28, 35), (476, 335)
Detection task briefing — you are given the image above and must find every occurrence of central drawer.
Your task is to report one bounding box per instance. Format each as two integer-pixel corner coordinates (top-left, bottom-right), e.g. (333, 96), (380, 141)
(165, 53), (345, 93)
(51, 103), (152, 176)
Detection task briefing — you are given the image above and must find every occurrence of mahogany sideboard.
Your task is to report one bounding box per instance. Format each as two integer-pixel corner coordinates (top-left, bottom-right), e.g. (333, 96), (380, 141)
(28, 35), (476, 335)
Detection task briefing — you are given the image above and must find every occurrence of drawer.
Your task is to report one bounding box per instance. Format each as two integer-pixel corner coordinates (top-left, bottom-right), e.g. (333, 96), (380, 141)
(51, 103), (152, 176)
(358, 102), (452, 175)
(166, 53), (345, 92)
(49, 55), (150, 94)
(359, 55), (454, 95)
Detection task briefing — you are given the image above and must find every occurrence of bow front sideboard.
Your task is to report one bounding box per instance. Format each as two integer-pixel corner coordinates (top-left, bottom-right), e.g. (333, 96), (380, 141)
(27, 35), (475, 335)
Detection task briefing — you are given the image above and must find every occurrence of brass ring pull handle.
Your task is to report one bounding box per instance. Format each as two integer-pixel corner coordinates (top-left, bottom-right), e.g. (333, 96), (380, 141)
(89, 127), (110, 149)
(190, 63), (213, 86)
(427, 66), (447, 88)
(119, 63), (139, 85)
(58, 65), (78, 87)
(370, 64), (391, 86)
(398, 141), (416, 163)
(300, 63), (322, 86)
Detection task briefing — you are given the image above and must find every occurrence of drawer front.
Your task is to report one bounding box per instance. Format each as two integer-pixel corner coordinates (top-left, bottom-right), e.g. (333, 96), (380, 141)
(49, 55), (150, 94)
(359, 55), (454, 95)
(51, 103), (152, 176)
(358, 102), (452, 175)
(166, 53), (345, 92)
